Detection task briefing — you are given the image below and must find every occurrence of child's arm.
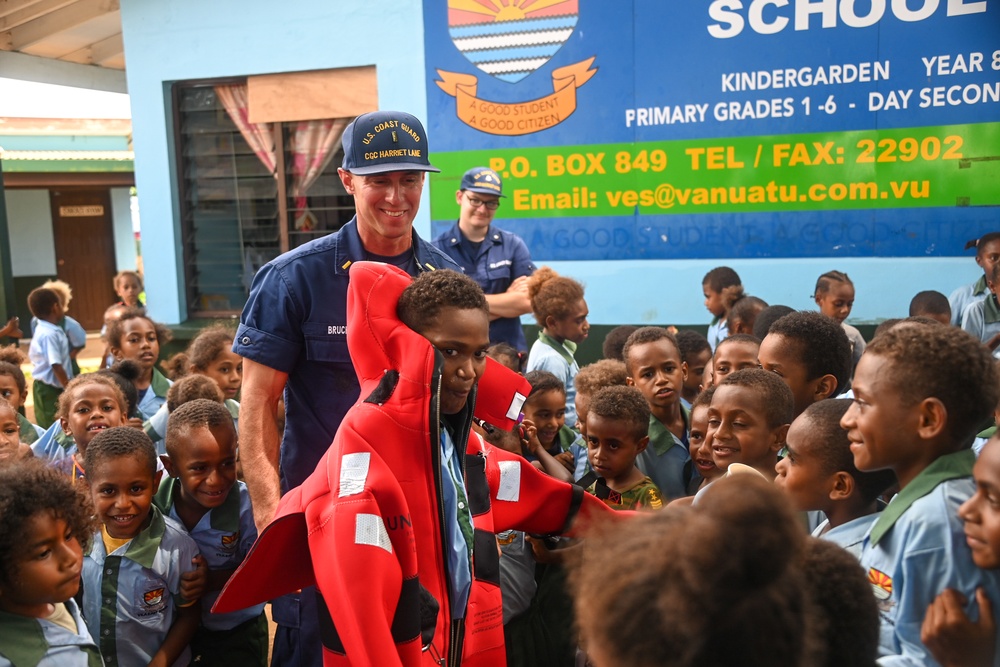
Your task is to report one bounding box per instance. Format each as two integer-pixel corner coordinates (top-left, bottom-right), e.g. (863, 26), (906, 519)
(520, 420), (573, 483)
(921, 588), (996, 667)
(179, 554), (207, 601)
(147, 600), (200, 667)
(51, 363), (69, 388)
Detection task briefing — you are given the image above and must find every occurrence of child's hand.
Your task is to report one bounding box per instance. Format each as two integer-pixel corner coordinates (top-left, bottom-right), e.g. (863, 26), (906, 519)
(921, 587), (996, 667)
(519, 420), (542, 456)
(179, 555), (208, 602)
(554, 451), (576, 473)
(125, 417), (145, 430)
(986, 332), (1000, 352)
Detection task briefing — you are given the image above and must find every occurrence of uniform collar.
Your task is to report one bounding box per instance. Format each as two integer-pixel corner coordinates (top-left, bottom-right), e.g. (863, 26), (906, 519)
(537, 331), (576, 365)
(334, 217), (445, 275)
(984, 294), (1000, 324)
(868, 449), (974, 546)
(150, 368), (171, 398)
(0, 604), (102, 667)
(974, 274), (989, 296)
(648, 408), (690, 454)
(89, 505), (167, 568)
(443, 221), (501, 247)
(153, 476), (241, 532)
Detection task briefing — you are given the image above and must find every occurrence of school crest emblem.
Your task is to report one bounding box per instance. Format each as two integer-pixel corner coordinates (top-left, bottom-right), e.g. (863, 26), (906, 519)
(221, 531), (240, 552)
(867, 567), (896, 613)
(143, 587), (165, 607)
(437, 0), (596, 135)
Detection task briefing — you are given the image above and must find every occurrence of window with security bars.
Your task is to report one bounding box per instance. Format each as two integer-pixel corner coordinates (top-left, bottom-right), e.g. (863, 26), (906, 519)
(174, 81), (355, 317)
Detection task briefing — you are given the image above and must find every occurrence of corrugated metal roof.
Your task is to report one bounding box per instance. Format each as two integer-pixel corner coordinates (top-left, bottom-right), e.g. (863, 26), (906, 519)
(0, 148), (133, 173)
(0, 149), (133, 161)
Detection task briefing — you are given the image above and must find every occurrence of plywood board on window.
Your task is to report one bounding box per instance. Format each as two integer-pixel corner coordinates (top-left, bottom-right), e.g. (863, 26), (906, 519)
(248, 66), (378, 123)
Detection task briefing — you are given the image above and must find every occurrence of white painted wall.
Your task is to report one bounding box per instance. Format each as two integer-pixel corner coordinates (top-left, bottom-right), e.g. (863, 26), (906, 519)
(4, 189), (55, 276)
(110, 187), (137, 271)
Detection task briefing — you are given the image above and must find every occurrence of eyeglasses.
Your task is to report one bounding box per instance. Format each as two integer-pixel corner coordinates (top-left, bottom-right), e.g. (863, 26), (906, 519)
(466, 195), (500, 210)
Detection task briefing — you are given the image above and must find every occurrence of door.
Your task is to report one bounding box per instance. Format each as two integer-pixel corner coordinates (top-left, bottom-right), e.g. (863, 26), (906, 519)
(51, 189), (118, 331)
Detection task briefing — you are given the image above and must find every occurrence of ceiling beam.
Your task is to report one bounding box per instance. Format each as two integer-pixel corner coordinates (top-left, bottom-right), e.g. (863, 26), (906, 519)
(2, 0), (119, 51)
(59, 29), (121, 64)
(0, 0), (48, 20)
(0, 0), (78, 31)
(0, 50), (126, 91)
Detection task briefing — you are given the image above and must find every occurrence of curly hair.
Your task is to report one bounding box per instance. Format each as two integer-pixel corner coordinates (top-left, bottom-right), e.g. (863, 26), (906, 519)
(397, 269), (488, 334)
(27, 287), (60, 320)
(574, 359), (629, 397)
(588, 385), (650, 441)
(813, 270), (853, 298)
(908, 291), (951, 319)
(84, 426), (158, 478)
(690, 384), (717, 412)
(866, 325), (999, 445)
(524, 369), (565, 400)
(99, 360), (141, 420)
(40, 279), (72, 309)
(570, 475), (808, 667)
(702, 266), (741, 293)
(487, 342), (521, 373)
(166, 398), (235, 458)
(798, 399), (895, 505)
(166, 375), (224, 413)
(0, 345), (28, 400)
(766, 312), (852, 397)
(753, 305), (795, 340)
(728, 296), (768, 334)
(56, 374), (128, 423)
(0, 459), (96, 584)
(162, 325), (236, 380)
(526, 266), (585, 325)
(720, 284), (747, 311)
(602, 325), (639, 362)
(621, 326), (681, 375)
(674, 330), (712, 365)
(106, 308), (172, 350)
(719, 368), (794, 429)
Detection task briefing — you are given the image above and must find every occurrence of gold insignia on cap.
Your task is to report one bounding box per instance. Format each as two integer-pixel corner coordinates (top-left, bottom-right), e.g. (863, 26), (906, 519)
(392, 131), (398, 143)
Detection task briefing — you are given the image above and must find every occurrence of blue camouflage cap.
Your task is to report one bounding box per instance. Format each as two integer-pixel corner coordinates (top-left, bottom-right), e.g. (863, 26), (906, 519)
(341, 110), (440, 175)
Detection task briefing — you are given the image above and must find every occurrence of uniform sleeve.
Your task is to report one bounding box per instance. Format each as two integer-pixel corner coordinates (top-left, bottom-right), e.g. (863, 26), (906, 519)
(65, 317), (88, 349)
(960, 302), (986, 341)
(486, 445), (621, 536)
(948, 284), (971, 327)
(635, 485), (664, 511)
(233, 262), (304, 373)
(509, 235), (536, 279)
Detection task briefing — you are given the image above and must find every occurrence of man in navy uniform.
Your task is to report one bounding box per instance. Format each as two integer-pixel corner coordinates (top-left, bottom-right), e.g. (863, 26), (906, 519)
(433, 167), (536, 352)
(233, 110), (459, 667)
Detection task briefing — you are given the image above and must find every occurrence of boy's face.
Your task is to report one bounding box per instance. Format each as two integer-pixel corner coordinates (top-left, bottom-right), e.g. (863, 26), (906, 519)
(547, 299), (590, 344)
(60, 384), (123, 454)
(112, 318), (160, 373)
(703, 284), (725, 317)
(0, 512), (83, 618)
(626, 339), (686, 412)
(523, 389), (566, 448)
(774, 414), (835, 512)
(708, 384), (785, 472)
(959, 437), (1000, 569)
(89, 455), (157, 539)
(0, 406), (20, 465)
(116, 276), (142, 305)
(712, 340), (758, 382)
(164, 424), (238, 511)
(0, 374), (24, 408)
(758, 334), (821, 417)
(815, 282), (855, 324)
(841, 353), (924, 485)
(202, 349), (244, 401)
(683, 348), (712, 397)
(574, 392), (590, 436)
(419, 306), (490, 415)
(585, 413), (648, 486)
(688, 404), (718, 481)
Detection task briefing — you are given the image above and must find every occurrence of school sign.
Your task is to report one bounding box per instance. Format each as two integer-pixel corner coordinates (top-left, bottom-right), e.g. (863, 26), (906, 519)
(424, 0), (1000, 261)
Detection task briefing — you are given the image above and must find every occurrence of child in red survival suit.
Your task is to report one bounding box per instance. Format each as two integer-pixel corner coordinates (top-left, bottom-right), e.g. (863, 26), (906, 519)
(214, 263), (620, 666)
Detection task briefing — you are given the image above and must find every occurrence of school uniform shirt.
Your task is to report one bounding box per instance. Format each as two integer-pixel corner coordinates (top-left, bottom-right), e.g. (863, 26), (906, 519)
(961, 295), (1000, 358)
(949, 275), (988, 327)
(636, 408), (691, 501)
(29, 321), (73, 388)
(526, 332), (580, 427)
(29, 316), (87, 350)
(82, 505), (200, 667)
(858, 450), (1000, 667)
(842, 322), (866, 371)
(432, 222), (536, 352)
(17, 413), (44, 445)
(30, 422), (75, 462)
(154, 478), (263, 631)
(136, 369), (172, 421)
(812, 513), (879, 560)
(706, 316), (727, 351)
(0, 599), (102, 667)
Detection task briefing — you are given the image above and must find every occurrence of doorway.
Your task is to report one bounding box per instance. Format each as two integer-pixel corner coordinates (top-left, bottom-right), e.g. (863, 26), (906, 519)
(50, 188), (117, 331)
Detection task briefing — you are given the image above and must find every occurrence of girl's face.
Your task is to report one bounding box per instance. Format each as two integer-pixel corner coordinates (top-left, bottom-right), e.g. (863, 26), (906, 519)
(546, 299), (589, 344)
(0, 511), (83, 617)
(523, 389), (566, 449)
(116, 276), (142, 307)
(815, 282), (855, 324)
(977, 240), (1000, 279)
(112, 318), (159, 373)
(0, 374), (24, 408)
(0, 405), (20, 464)
(60, 384), (124, 454)
(959, 437), (1000, 569)
(703, 284), (726, 318)
(688, 404), (718, 481)
(201, 349), (244, 400)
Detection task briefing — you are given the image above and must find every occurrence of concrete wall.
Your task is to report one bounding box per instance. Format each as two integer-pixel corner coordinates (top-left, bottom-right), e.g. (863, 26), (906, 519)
(110, 187), (137, 272)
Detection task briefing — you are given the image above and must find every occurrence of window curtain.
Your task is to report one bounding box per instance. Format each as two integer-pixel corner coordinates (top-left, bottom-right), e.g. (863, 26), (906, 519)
(289, 118), (349, 231)
(214, 84), (277, 174)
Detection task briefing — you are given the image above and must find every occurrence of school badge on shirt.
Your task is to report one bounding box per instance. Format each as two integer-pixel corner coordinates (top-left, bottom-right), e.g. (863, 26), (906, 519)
(868, 567), (895, 613)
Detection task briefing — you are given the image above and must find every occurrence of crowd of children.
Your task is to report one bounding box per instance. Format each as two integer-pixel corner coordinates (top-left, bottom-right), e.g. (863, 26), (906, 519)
(5, 234), (1000, 666)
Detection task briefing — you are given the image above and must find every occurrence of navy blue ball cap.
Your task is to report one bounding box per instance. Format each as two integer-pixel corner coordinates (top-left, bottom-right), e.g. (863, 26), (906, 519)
(460, 167), (505, 197)
(341, 110), (440, 175)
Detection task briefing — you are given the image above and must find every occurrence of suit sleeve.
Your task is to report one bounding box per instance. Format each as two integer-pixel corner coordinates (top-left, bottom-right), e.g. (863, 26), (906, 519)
(486, 445), (620, 536)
